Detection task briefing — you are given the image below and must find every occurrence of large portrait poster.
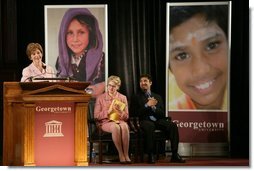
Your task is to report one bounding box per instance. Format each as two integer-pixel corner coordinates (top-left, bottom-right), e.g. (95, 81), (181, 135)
(166, 2), (231, 143)
(44, 5), (108, 97)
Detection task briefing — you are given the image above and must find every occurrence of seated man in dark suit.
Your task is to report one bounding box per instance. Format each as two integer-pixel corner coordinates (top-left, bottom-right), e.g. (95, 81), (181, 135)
(130, 74), (185, 163)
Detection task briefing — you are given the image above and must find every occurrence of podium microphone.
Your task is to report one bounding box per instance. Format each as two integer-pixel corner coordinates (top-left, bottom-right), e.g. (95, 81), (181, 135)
(24, 72), (55, 82)
(42, 64), (47, 70)
(23, 75), (36, 82)
(28, 76), (33, 82)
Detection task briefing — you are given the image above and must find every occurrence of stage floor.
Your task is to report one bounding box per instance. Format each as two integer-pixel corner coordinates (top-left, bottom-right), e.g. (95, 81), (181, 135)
(88, 156), (249, 167)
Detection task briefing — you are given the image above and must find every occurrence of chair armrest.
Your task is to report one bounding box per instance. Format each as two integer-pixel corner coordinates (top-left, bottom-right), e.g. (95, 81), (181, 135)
(93, 119), (112, 137)
(135, 117), (141, 129)
(93, 119), (104, 134)
(88, 117), (104, 135)
(128, 117), (138, 132)
(88, 118), (97, 124)
(166, 116), (172, 122)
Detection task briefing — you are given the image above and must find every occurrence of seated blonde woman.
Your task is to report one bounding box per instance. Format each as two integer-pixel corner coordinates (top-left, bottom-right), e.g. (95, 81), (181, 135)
(94, 75), (131, 164)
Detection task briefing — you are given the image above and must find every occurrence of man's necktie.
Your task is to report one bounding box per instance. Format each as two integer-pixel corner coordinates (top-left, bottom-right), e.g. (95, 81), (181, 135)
(146, 92), (157, 121)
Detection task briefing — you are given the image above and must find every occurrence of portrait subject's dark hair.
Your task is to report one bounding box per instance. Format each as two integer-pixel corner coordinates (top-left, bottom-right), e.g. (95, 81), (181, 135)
(74, 15), (97, 49)
(170, 5), (229, 38)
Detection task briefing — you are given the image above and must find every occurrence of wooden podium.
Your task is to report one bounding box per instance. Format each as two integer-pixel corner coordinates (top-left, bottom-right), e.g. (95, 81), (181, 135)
(3, 82), (91, 166)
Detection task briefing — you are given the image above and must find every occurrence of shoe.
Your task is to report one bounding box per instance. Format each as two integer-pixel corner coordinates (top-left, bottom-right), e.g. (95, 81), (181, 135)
(120, 161), (126, 164)
(171, 153), (186, 163)
(148, 153), (155, 164)
(125, 160), (132, 164)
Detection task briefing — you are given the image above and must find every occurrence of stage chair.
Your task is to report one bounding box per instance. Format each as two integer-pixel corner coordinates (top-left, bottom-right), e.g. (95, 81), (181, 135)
(132, 116), (172, 162)
(128, 117), (140, 162)
(87, 98), (112, 164)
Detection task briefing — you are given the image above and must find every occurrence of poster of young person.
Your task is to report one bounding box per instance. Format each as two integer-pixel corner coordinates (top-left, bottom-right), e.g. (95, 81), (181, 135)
(166, 1), (231, 156)
(45, 5), (108, 97)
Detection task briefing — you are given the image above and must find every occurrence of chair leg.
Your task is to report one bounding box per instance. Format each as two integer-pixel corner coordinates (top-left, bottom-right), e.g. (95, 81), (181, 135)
(131, 135), (139, 163)
(135, 138), (139, 162)
(139, 137), (144, 163)
(90, 143), (93, 163)
(156, 141), (160, 160)
(99, 142), (103, 164)
(156, 140), (166, 160)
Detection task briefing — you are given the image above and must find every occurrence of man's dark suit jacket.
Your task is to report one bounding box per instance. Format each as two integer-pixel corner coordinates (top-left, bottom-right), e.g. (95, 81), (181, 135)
(130, 91), (166, 121)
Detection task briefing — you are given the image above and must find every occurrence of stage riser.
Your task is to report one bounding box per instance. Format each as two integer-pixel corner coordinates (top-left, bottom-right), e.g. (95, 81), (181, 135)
(170, 143), (230, 157)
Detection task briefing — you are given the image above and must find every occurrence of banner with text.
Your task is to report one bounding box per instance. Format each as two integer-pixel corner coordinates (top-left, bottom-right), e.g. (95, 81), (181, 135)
(166, 2), (230, 144)
(35, 102), (75, 166)
(169, 111), (228, 143)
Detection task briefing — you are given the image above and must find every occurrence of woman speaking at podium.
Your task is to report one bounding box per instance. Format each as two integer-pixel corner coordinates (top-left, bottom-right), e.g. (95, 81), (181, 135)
(21, 42), (55, 82)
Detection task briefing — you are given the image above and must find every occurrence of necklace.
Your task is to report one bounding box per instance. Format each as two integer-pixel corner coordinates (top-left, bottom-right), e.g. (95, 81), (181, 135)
(71, 50), (87, 65)
(73, 52), (84, 61)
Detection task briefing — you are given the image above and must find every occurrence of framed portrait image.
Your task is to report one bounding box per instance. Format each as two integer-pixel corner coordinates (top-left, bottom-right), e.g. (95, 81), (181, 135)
(166, 1), (231, 112)
(44, 4), (108, 96)
(165, 1), (231, 148)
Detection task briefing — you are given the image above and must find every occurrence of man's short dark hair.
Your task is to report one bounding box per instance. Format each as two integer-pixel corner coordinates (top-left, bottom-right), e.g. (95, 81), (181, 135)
(140, 74), (152, 82)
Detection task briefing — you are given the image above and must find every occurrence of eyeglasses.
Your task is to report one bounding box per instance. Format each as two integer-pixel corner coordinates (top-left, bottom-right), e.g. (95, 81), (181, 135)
(107, 84), (117, 88)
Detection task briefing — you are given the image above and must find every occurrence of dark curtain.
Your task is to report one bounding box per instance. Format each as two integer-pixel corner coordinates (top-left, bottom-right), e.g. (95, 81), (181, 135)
(108, 0), (166, 102)
(0, 0), (250, 158)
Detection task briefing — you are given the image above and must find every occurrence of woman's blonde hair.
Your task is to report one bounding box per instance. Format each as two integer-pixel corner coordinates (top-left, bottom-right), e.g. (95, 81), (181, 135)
(26, 43), (43, 59)
(107, 75), (121, 87)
